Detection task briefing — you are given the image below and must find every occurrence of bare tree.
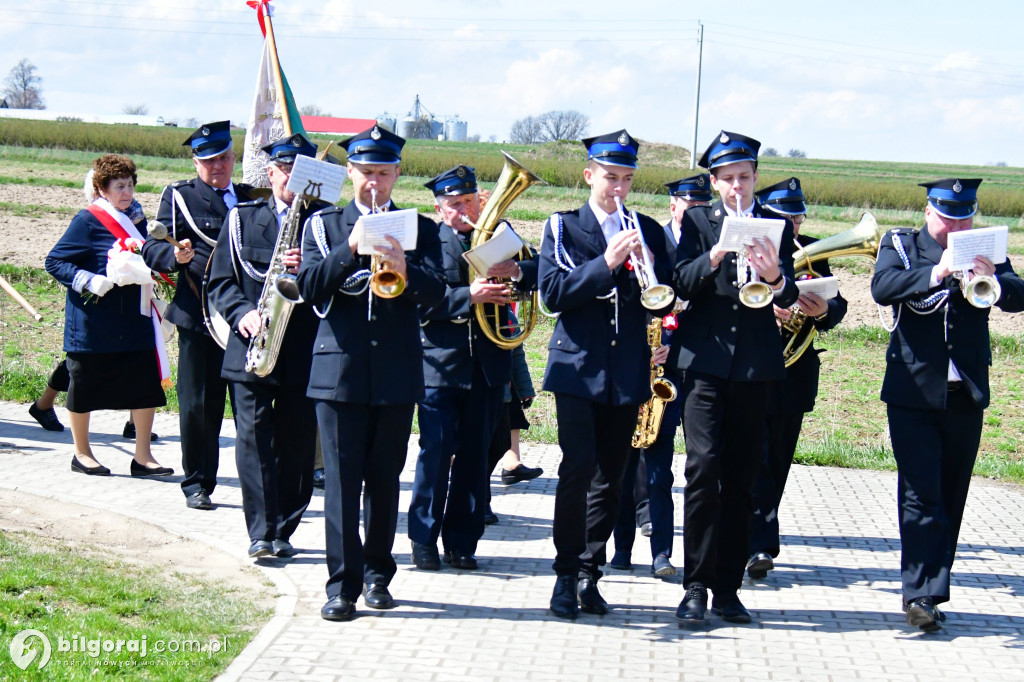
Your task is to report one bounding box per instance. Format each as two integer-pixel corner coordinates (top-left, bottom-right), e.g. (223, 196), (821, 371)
(3, 59), (45, 110)
(762, 147), (779, 158)
(509, 115), (544, 144)
(538, 110), (588, 141)
(299, 104), (331, 117)
(122, 104), (149, 115)
(787, 148), (807, 159)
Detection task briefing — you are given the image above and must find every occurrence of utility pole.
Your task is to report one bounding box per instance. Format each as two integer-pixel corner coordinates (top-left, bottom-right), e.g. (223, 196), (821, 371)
(690, 21), (704, 170)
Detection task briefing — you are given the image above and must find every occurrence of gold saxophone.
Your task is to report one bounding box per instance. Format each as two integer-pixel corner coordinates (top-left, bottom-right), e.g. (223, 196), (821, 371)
(632, 318), (678, 449)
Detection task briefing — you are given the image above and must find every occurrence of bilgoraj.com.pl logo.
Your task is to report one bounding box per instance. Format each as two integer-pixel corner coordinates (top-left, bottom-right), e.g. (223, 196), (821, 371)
(9, 629), (229, 670)
(9, 629), (52, 671)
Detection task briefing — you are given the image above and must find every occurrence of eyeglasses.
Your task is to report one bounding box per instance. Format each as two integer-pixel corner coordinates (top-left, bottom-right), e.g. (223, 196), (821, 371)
(792, 214), (806, 225)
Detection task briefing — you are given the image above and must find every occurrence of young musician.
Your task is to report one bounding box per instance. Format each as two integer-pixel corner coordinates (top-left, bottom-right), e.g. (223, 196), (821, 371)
(539, 130), (674, 620)
(206, 133), (325, 560)
(872, 178), (1024, 632)
(297, 126), (445, 621)
(669, 131), (799, 625)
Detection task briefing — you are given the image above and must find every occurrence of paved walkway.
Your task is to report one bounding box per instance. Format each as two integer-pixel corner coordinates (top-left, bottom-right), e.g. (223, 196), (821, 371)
(1, 399), (1023, 681)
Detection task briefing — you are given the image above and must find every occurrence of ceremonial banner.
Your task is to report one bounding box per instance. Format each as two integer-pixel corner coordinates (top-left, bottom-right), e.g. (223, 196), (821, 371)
(242, 0), (306, 188)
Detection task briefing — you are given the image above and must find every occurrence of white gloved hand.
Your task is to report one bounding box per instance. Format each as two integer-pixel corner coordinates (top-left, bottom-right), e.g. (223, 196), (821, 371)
(87, 274), (115, 297)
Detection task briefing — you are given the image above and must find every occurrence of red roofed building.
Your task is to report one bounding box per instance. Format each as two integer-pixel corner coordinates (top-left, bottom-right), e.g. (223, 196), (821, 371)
(301, 116), (378, 136)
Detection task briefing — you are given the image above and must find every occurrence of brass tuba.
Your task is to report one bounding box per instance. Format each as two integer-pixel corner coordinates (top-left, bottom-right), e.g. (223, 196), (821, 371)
(463, 151), (545, 350)
(781, 212), (886, 366)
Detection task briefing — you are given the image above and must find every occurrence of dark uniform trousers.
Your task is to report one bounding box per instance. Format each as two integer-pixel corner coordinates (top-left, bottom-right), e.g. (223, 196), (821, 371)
(871, 224), (1024, 606)
(143, 178), (252, 498)
(297, 201), (445, 602)
(539, 203), (674, 581)
(749, 240), (847, 557)
(206, 197), (321, 545)
(671, 200), (799, 596)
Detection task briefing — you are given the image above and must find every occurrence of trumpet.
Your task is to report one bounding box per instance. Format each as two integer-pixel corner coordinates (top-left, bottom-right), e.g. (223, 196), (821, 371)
(613, 196), (675, 311)
(368, 188), (406, 299)
(956, 269), (1001, 308)
(730, 193), (774, 308)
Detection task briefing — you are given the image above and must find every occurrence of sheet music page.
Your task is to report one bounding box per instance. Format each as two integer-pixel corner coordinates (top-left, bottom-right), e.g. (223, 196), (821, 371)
(356, 209), (419, 254)
(286, 155), (347, 204)
(718, 216), (785, 252)
(462, 223), (524, 274)
(947, 225), (1008, 270)
(796, 275), (839, 299)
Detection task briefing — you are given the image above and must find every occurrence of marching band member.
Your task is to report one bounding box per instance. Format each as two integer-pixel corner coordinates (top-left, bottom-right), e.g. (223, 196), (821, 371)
(206, 134), (325, 560)
(670, 132), (798, 625)
(871, 178), (1024, 632)
(539, 130), (674, 620)
(297, 126), (445, 621)
(746, 177), (847, 579)
(408, 165), (538, 571)
(611, 174), (712, 577)
(142, 121), (254, 511)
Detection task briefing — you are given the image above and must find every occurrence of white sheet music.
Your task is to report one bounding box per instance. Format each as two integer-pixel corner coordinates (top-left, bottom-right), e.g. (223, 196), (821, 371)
(796, 275), (839, 300)
(355, 208), (419, 254)
(947, 225), (1008, 270)
(462, 223), (524, 274)
(286, 155), (346, 204)
(717, 216), (785, 252)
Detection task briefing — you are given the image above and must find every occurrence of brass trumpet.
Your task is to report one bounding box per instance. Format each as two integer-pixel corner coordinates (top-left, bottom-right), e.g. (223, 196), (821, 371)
(613, 196), (676, 311)
(731, 193), (774, 308)
(368, 188), (406, 299)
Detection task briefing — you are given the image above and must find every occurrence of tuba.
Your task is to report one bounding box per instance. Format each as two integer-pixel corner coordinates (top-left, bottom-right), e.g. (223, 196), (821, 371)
(463, 151), (545, 350)
(781, 212), (886, 366)
(632, 317), (678, 449)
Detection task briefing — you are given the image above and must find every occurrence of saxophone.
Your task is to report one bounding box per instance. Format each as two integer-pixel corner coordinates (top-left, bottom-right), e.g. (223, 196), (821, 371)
(244, 195), (306, 377)
(631, 318), (678, 449)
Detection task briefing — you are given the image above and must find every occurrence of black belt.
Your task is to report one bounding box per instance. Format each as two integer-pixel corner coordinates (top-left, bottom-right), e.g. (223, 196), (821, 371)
(947, 381), (962, 392)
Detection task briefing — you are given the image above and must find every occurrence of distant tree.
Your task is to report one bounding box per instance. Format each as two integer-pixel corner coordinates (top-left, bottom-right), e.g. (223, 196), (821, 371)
(3, 59), (45, 110)
(787, 148), (807, 159)
(509, 115), (544, 144)
(122, 104), (149, 115)
(488, 134), (498, 143)
(181, 116), (200, 129)
(467, 134), (481, 143)
(995, 161), (1007, 167)
(762, 147), (779, 157)
(538, 110), (589, 141)
(299, 104), (331, 117)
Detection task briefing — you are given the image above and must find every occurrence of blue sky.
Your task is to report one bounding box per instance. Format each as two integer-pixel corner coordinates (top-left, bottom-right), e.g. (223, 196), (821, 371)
(2, 0), (1022, 166)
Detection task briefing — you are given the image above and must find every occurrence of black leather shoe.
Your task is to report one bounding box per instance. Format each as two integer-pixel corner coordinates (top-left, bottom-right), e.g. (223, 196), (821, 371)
(484, 511), (500, 525)
(122, 421), (158, 441)
(640, 522), (653, 537)
(902, 599), (947, 622)
(608, 551), (632, 570)
(71, 455), (110, 476)
(500, 464), (543, 485)
(443, 550), (479, 570)
(549, 575), (579, 620)
(272, 539), (298, 557)
(652, 554), (676, 577)
(312, 468), (326, 489)
(185, 491), (213, 510)
(29, 402), (64, 431)
(746, 551), (774, 580)
(411, 542), (441, 570)
(675, 586), (708, 624)
(248, 540), (274, 559)
(905, 597), (942, 632)
(577, 578), (609, 615)
(363, 584), (395, 610)
(130, 459), (174, 477)
(711, 594), (752, 624)
(321, 595), (355, 621)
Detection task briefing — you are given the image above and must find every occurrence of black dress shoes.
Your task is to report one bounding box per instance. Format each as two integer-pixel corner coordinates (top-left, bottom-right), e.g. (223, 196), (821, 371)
(411, 542), (441, 571)
(484, 511), (500, 525)
(500, 464), (543, 485)
(549, 575), (579, 620)
(711, 594), (752, 624)
(130, 459), (174, 477)
(30, 402), (64, 431)
(577, 578), (609, 615)
(122, 420), (159, 441)
(312, 468), (326, 489)
(248, 540), (274, 559)
(321, 595), (355, 621)
(185, 491), (213, 510)
(272, 539), (298, 557)
(443, 550), (479, 570)
(905, 597), (943, 632)
(71, 455), (110, 476)
(746, 551), (774, 580)
(675, 586), (708, 624)
(363, 584), (395, 610)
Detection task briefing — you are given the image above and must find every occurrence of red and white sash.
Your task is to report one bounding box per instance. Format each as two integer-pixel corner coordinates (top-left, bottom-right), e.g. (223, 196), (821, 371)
(86, 199), (172, 389)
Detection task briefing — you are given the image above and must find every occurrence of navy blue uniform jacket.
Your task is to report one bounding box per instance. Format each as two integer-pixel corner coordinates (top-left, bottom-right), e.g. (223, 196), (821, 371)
(871, 226), (1024, 410)
(670, 200), (799, 382)
(46, 209), (155, 353)
(297, 201), (445, 405)
(142, 178), (255, 332)
(206, 198), (325, 387)
(539, 203), (674, 405)
(420, 221), (538, 390)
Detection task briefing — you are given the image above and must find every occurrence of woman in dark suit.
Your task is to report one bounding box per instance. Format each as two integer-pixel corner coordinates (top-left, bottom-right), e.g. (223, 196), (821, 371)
(45, 154), (172, 477)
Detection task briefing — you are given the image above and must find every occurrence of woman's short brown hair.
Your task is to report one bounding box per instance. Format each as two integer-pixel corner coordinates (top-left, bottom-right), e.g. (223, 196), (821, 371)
(91, 154), (137, 195)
